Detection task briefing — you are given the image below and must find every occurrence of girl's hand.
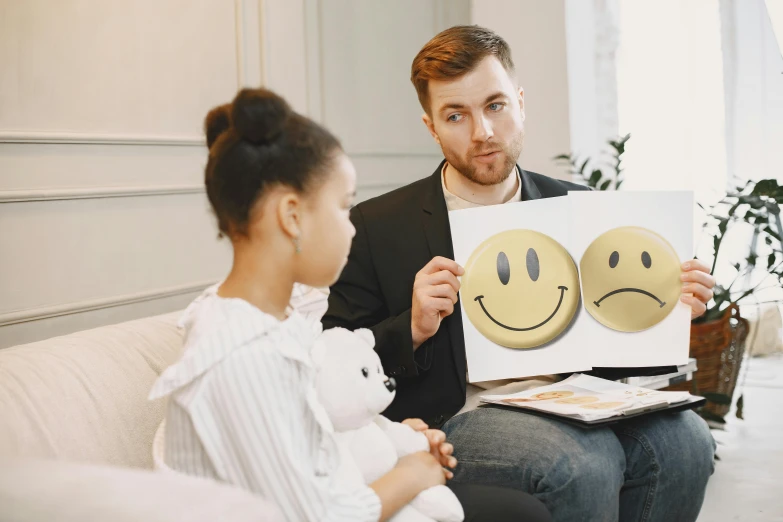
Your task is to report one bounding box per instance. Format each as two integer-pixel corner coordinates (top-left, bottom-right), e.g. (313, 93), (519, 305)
(402, 418), (457, 478)
(402, 418), (428, 431)
(396, 452), (447, 489)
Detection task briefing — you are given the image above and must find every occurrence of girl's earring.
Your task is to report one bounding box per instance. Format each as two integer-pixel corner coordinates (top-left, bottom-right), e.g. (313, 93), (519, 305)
(293, 237), (301, 254)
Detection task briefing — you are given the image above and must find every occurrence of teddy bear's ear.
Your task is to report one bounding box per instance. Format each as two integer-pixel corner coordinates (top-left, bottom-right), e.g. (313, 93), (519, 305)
(354, 328), (375, 348)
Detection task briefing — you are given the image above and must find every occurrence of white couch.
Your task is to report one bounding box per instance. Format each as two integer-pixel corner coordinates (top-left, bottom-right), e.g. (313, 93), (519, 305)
(0, 312), (282, 521)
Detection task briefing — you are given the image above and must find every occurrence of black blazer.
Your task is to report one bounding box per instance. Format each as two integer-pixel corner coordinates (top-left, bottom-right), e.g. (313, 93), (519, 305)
(322, 161), (673, 427)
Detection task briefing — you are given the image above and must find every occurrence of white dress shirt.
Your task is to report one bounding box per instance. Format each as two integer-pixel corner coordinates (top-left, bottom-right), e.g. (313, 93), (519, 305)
(149, 284), (381, 522)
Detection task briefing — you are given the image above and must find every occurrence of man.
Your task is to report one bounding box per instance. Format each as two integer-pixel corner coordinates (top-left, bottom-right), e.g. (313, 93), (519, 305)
(323, 26), (716, 522)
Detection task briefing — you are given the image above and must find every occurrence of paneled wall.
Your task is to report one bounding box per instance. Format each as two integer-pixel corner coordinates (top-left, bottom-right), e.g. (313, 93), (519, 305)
(0, 0), (470, 347)
(264, 0), (471, 203)
(0, 0), (252, 347)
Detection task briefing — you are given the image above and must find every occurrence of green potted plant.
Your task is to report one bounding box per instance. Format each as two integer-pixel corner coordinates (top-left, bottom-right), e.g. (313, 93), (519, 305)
(554, 133), (630, 190)
(553, 139), (782, 425)
(681, 179), (783, 425)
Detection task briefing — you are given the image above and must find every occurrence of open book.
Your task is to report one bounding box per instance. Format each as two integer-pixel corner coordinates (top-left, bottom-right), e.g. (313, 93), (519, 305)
(480, 374), (704, 425)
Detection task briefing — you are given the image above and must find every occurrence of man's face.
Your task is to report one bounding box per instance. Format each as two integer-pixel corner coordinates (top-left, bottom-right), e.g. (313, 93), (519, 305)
(424, 56), (525, 186)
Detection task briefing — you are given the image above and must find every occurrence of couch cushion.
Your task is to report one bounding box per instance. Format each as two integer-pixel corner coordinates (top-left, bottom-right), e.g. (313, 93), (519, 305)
(0, 459), (282, 522)
(0, 312), (183, 468)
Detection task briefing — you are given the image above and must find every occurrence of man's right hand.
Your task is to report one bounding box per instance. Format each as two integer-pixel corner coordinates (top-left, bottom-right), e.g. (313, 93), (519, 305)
(411, 257), (464, 349)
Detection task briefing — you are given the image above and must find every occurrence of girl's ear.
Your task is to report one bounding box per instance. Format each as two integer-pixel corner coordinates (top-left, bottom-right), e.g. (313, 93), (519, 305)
(277, 190), (302, 240)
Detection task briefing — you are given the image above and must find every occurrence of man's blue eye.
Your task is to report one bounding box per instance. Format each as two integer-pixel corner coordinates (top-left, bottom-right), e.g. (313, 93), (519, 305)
(489, 103), (502, 111)
(448, 114), (461, 122)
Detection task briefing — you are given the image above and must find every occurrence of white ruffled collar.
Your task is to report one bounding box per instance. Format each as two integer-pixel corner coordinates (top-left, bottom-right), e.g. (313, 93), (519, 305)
(149, 284), (322, 400)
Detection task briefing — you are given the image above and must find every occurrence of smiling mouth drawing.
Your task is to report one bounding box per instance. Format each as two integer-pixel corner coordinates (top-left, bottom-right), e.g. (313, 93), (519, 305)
(474, 286), (568, 331)
(593, 288), (666, 308)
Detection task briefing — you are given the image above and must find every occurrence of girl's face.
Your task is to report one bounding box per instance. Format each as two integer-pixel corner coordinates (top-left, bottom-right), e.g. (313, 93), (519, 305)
(297, 152), (357, 287)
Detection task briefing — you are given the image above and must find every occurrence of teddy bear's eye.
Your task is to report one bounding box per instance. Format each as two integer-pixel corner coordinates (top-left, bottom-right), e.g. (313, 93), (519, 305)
(361, 368), (369, 378)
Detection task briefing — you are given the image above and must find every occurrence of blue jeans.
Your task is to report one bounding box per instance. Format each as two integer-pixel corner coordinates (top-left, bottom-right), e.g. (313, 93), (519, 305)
(442, 407), (715, 522)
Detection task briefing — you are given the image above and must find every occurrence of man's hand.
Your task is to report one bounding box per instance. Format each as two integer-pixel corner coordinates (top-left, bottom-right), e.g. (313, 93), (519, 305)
(681, 259), (716, 320)
(412, 257), (464, 349)
(402, 418), (457, 479)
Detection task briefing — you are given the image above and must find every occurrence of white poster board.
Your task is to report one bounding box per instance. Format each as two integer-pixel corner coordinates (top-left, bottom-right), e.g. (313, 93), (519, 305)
(568, 191), (693, 368)
(449, 191), (694, 382)
(449, 197), (592, 382)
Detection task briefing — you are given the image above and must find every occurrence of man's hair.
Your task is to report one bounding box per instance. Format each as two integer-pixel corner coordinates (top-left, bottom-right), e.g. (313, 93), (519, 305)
(410, 25), (515, 116)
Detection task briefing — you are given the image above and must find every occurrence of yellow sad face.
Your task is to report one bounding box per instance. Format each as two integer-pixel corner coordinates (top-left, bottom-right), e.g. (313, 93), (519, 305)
(580, 227), (681, 332)
(461, 230), (580, 349)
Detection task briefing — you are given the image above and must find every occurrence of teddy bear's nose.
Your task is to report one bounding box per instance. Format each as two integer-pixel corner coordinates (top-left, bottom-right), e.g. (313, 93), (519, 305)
(384, 377), (397, 392)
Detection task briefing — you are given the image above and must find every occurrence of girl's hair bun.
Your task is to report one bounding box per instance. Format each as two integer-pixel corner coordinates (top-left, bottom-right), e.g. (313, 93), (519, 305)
(204, 104), (231, 149)
(231, 88), (292, 145)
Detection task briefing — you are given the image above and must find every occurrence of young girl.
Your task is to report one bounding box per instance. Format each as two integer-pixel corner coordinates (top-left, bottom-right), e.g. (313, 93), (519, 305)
(150, 88), (549, 522)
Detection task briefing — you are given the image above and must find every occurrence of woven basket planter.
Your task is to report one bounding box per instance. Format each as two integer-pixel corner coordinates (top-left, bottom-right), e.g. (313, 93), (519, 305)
(667, 304), (749, 417)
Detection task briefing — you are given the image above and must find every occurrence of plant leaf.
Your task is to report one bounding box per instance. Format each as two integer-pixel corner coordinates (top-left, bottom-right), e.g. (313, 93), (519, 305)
(718, 217), (729, 236)
(599, 179), (612, 191)
(589, 169), (602, 186)
(736, 394), (744, 420)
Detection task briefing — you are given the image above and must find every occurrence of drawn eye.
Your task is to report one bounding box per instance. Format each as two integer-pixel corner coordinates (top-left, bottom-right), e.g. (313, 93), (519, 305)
(641, 251), (652, 269)
(497, 251), (510, 285)
(526, 248), (540, 281)
(361, 368), (369, 378)
(609, 251), (620, 268)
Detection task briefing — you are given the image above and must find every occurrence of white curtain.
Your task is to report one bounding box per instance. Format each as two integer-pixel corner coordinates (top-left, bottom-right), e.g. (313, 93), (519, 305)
(616, 0), (728, 201)
(616, 0), (783, 316)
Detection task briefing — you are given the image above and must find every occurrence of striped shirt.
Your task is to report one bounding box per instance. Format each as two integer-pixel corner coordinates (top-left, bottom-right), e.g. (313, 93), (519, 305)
(149, 284), (381, 522)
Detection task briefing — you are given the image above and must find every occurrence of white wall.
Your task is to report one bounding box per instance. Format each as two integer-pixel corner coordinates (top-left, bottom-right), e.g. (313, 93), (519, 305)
(263, 0), (470, 203)
(0, 0), (261, 348)
(472, 0), (573, 179)
(0, 0), (471, 348)
(564, 0), (621, 169)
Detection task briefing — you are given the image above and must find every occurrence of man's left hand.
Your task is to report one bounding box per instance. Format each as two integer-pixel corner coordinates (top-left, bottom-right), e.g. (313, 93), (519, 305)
(680, 259), (716, 320)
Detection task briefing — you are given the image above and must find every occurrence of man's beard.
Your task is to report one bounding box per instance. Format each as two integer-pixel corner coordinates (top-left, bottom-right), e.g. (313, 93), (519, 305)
(443, 129), (524, 187)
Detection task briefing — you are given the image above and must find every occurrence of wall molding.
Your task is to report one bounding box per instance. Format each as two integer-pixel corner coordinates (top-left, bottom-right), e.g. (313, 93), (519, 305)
(303, 0), (325, 121)
(0, 185), (205, 203)
(0, 280), (218, 327)
(0, 131), (204, 146)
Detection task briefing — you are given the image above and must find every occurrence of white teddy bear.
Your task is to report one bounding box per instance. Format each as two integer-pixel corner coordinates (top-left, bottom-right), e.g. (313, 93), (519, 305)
(313, 327), (464, 522)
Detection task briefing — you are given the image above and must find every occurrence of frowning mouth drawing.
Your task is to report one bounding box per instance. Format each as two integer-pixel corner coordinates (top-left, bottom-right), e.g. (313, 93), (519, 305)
(593, 288), (666, 308)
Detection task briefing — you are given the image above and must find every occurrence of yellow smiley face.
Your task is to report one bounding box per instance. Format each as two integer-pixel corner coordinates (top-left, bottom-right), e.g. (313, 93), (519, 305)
(461, 230), (580, 349)
(580, 227), (681, 332)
